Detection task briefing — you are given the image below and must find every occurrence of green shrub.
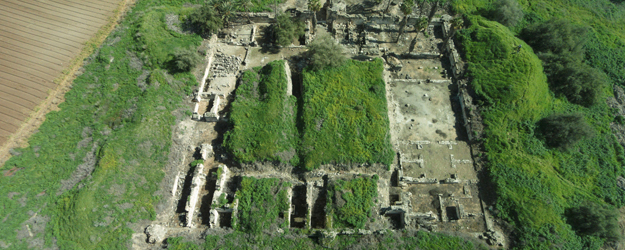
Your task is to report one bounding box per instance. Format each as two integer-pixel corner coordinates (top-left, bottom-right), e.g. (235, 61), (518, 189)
(540, 53), (607, 106)
(520, 19), (588, 61)
(566, 202), (621, 242)
(306, 34), (347, 71)
(301, 59), (394, 170)
(173, 47), (202, 72)
(187, 4), (223, 36)
(538, 114), (594, 149)
(492, 0), (524, 27)
(272, 13), (305, 46)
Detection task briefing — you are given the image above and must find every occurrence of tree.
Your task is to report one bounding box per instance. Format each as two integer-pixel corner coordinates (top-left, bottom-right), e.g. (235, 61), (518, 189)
(537, 113), (594, 149)
(188, 4), (223, 36)
(173, 47), (202, 72)
(540, 53), (606, 107)
(566, 202), (621, 242)
(492, 0), (524, 27)
(396, 0), (414, 43)
(272, 13), (305, 46)
(308, 0), (322, 34)
(306, 34), (346, 71)
(521, 19), (588, 61)
(237, 0), (253, 13)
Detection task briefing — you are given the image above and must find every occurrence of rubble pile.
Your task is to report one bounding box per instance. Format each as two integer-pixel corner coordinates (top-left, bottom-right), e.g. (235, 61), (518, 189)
(211, 52), (242, 77)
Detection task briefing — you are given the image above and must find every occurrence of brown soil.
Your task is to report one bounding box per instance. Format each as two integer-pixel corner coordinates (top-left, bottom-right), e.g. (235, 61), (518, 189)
(0, 0), (135, 168)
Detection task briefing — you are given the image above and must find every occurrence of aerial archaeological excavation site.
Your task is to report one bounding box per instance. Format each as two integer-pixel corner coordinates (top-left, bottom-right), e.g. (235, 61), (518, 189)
(2, 0), (625, 249)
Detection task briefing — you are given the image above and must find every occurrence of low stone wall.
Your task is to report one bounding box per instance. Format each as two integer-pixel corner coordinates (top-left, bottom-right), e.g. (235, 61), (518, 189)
(185, 163), (207, 228)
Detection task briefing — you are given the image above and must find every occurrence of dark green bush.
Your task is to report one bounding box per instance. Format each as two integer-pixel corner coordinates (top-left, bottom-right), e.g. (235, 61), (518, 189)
(173, 47), (202, 72)
(521, 19), (588, 61)
(272, 13), (305, 46)
(492, 0), (524, 27)
(187, 4), (223, 36)
(538, 114), (594, 149)
(306, 34), (347, 71)
(566, 202), (621, 242)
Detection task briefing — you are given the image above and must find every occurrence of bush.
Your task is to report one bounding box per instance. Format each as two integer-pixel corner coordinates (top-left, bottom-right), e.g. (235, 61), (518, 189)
(566, 202), (621, 242)
(272, 13), (305, 46)
(188, 4), (223, 36)
(538, 114), (594, 149)
(540, 53), (607, 106)
(492, 0), (524, 27)
(173, 47), (202, 72)
(521, 19), (588, 61)
(306, 34), (347, 71)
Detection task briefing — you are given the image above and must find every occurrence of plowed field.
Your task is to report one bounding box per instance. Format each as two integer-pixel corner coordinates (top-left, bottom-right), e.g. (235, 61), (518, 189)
(0, 0), (123, 146)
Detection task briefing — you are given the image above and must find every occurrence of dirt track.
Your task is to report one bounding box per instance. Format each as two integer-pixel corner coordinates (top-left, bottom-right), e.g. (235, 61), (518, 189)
(0, 0), (125, 150)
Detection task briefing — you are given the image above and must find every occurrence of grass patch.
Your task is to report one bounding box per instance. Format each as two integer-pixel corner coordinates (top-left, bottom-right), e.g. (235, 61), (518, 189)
(0, 2), (203, 249)
(223, 60), (299, 164)
(233, 177), (291, 234)
(301, 59), (394, 170)
(325, 175), (378, 229)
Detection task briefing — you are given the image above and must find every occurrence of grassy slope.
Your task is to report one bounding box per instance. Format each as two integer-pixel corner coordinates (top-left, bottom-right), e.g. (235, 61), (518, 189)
(0, 2), (203, 249)
(455, 0), (625, 247)
(301, 59), (394, 170)
(223, 61), (299, 164)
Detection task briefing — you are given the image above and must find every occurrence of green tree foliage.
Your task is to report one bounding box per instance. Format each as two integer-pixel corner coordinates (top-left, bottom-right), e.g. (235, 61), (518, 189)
(188, 4), (223, 36)
(540, 53), (607, 106)
(492, 0), (524, 27)
(538, 114), (594, 149)
(306, 34), (346, 71)
(521, 19), (588, 61)
(173, 47), (202, 72)
(272, 13), (305, 46)
(521, 19), (607, 106)
(566, 202), (621, 242)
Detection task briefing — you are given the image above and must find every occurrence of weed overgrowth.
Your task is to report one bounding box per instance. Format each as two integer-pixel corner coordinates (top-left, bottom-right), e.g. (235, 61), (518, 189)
(301, 59), (394, 170)
(223, 61), (299, 164)
(325, 175), (378, 229)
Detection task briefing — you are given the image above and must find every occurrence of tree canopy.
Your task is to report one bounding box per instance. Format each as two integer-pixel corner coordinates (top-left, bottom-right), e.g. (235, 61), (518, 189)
(538, 113), (594, 150)
(306, 34), (347, 71)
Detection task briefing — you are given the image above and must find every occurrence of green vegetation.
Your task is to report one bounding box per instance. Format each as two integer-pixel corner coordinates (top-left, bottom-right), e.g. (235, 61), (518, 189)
(187, 3), (224, 37)
(566, 202), (621, 242)
(234, 177), (290, 234)
(491, 0), (524, 27)
(190, 159), (204, 167)
(306, 34), (347, 71)
(223, 60), (299, 164)
(0, 1), (205, 248)
(453, 0), (625, 246)
(326, 176), (378, 229)
(538, 114), (594, 149)
(272, 13), (305, 46)
(173, 47), (202, 72)
(166, 230), (487, 249)
(236, 0), (284, 12)
(302, 59), (394, 169)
